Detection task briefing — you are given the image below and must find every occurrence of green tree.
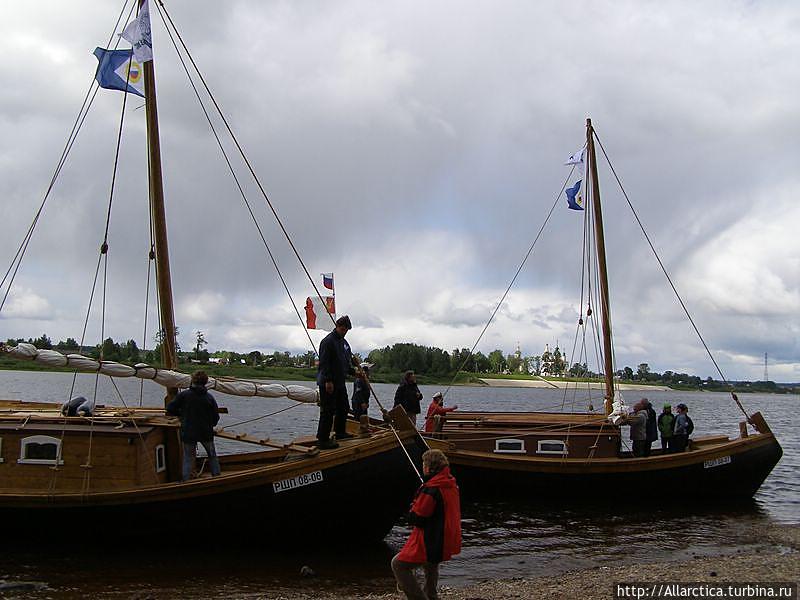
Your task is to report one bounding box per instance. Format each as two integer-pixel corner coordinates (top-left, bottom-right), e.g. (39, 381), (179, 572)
(552, 347), (566, 376)
(488, 349), (506, 373)
(56, 337), (80, 351)
(32, 334), (52, 350)
(124, 339), (140, 363)
(637, 363), (650, 379)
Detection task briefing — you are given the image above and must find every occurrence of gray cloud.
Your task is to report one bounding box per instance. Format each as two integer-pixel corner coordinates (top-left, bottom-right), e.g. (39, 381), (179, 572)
(0, 1), (798, 382)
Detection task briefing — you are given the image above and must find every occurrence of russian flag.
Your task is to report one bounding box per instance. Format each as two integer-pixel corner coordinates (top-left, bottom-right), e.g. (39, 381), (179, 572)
(322, 273), (334, 291)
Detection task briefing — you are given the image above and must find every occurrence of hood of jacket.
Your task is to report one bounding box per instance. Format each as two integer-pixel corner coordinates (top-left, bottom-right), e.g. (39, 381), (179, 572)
(424, 466), (458, 490)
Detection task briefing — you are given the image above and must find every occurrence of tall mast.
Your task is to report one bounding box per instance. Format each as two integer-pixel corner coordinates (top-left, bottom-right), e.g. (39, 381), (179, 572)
(586, 118), (615, 414)
(141, 0), (178, 405)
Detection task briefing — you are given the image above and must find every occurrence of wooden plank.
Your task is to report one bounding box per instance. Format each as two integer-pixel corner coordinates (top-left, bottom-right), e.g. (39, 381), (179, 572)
(214, 429), (319, 456)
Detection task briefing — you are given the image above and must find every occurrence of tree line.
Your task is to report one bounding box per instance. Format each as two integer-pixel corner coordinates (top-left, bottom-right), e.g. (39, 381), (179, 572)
(5, 334), (785, 390)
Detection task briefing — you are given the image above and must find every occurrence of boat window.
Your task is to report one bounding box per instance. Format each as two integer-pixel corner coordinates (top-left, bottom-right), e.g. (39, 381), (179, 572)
(18, 435), (64, 465)
(537, 439), (568, 455)
(494, 438), (526, 454)
(155, 444), (166, 473)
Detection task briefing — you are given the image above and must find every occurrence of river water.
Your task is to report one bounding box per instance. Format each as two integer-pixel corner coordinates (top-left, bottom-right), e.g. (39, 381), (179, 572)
(0, 370), (797, 598)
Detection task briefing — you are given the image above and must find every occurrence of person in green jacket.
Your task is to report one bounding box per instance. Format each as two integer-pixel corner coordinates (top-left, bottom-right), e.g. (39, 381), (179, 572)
(657, 403), (675, 453)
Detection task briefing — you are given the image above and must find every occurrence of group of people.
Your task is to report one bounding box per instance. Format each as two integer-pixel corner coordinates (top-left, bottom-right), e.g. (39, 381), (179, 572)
(393, 370), (458, 433)
(625, 398), (694, 456)
(166, 317), (462, 600)
(315, 316), (462, 599)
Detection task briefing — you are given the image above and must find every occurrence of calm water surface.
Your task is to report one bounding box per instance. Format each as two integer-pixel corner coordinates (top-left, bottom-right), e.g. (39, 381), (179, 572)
(0, 371), (797, 598)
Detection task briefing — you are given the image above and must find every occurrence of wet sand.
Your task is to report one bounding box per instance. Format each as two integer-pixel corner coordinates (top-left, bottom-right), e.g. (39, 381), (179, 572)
(264, 524), (799, 600)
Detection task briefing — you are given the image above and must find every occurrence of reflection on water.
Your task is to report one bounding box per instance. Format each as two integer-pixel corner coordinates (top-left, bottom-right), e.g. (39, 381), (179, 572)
(0, 371), (796, 596)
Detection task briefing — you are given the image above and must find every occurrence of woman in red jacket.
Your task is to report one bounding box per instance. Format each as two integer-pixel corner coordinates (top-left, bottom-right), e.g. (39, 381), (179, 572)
(423, 392), (458, 433)
(392, 449), (462, 600)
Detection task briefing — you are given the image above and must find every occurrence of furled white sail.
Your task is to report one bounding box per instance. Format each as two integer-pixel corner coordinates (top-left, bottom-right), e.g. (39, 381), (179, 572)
(607, 390), (629, 425)
(3, 343), (318, 404)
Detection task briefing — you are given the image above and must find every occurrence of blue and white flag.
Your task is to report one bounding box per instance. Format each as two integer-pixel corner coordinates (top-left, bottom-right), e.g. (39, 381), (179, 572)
(93, 48), (145, 97)
(565, 180), (584, 211)
(564, 146), (585, 166)
(120, 0), (153, 62)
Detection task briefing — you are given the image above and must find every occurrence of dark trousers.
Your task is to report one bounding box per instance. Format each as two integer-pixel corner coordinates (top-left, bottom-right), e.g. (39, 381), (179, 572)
(632, 440), (648, 457)
(671, 434), (689, 453)
(391, 554), (440, 600)
(661, 436), (672, 453)
(317, 385), (349, 441)
(642, 440), (653, 457)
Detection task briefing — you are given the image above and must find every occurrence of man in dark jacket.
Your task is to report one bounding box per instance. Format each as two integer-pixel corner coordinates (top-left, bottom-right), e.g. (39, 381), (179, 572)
(351, 362), (372, 420)
(166, 370), (221, 481)
(392, 449), (462, 600)
(394, 370), (423, 428)
(316, 315), (356, 449)
(643, 399), (659, 457)
(658, 403), (675, 453)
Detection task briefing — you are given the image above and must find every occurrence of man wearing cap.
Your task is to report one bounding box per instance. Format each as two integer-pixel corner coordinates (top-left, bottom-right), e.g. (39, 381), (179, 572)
(424, 392), (458, 433)
(658, 403), (675, 453)
(316, 315), (356, 449)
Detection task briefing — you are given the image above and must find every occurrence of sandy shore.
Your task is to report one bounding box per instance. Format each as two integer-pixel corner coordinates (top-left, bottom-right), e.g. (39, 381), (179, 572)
(478, 378), (671, 391)
(258, 524), (798, 600)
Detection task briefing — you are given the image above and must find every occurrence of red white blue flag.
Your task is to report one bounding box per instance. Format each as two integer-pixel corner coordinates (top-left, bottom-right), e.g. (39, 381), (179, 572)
(322, 273), (334, 291)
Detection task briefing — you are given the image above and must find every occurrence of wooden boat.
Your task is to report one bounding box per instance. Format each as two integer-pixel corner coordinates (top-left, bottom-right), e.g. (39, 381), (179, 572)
(429, 120), (783, 501)
(0, 1), (425, 541)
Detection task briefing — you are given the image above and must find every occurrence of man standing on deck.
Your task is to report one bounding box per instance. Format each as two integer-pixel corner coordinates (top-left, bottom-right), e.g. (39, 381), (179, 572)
(316, 315), (357, 449)
(166, 370), (221, 480)
(392, 449), (462, 600)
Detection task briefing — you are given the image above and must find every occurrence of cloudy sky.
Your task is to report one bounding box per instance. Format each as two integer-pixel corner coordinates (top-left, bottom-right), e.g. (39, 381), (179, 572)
(1, 1), (798, 382)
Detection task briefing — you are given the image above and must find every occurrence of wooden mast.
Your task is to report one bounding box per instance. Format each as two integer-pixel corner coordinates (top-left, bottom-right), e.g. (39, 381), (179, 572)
(141, 0), (178, 406)
(586, 118), (615, 414)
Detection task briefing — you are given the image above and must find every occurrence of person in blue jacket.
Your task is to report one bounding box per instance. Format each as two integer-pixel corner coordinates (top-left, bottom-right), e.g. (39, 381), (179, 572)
(166, 370), (221, 480)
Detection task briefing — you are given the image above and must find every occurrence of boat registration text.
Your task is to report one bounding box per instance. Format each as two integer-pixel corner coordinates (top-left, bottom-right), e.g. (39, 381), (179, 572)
(703, 456), (732, 469)
(273, 471), (324, 493)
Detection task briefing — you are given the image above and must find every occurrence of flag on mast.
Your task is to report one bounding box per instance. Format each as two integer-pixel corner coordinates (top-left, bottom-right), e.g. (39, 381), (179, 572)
(305, 296), (336, 330)
(322, 273), (334, 291)
(93, 48), (145, 97)
(120, 0), (153, 62)
(565, 180), (584, 211)
(564, 146), (585, 166)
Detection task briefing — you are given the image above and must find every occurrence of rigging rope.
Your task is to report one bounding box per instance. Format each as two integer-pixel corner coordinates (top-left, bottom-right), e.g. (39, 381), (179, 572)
(153, 0), (337, 331)
(441, 166), (578, 397)
(152, 1), (319, 355)
(592, 131), (749, 421)
(0, 0), (136, 315)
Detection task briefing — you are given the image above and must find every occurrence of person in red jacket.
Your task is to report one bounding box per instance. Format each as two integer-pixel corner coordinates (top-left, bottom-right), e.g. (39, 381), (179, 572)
(392, 449), (462, 600)
(423, 392), (458, 433)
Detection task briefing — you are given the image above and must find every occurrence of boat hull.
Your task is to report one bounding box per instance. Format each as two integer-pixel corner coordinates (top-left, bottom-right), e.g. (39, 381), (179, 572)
(0, 433), (426, 543)
(445, 433), (782, 502)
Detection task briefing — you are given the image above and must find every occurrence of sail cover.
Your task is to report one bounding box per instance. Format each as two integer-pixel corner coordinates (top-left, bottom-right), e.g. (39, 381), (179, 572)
(4, 343), (318, 404)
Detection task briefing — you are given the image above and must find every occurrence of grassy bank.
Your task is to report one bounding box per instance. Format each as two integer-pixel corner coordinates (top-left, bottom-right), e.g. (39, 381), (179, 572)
(0, 357), (482, 386)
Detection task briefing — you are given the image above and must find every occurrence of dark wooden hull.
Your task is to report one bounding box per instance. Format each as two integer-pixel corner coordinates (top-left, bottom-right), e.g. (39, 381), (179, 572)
(0, 432), (426, 543)
(445, 432), (782, 502)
